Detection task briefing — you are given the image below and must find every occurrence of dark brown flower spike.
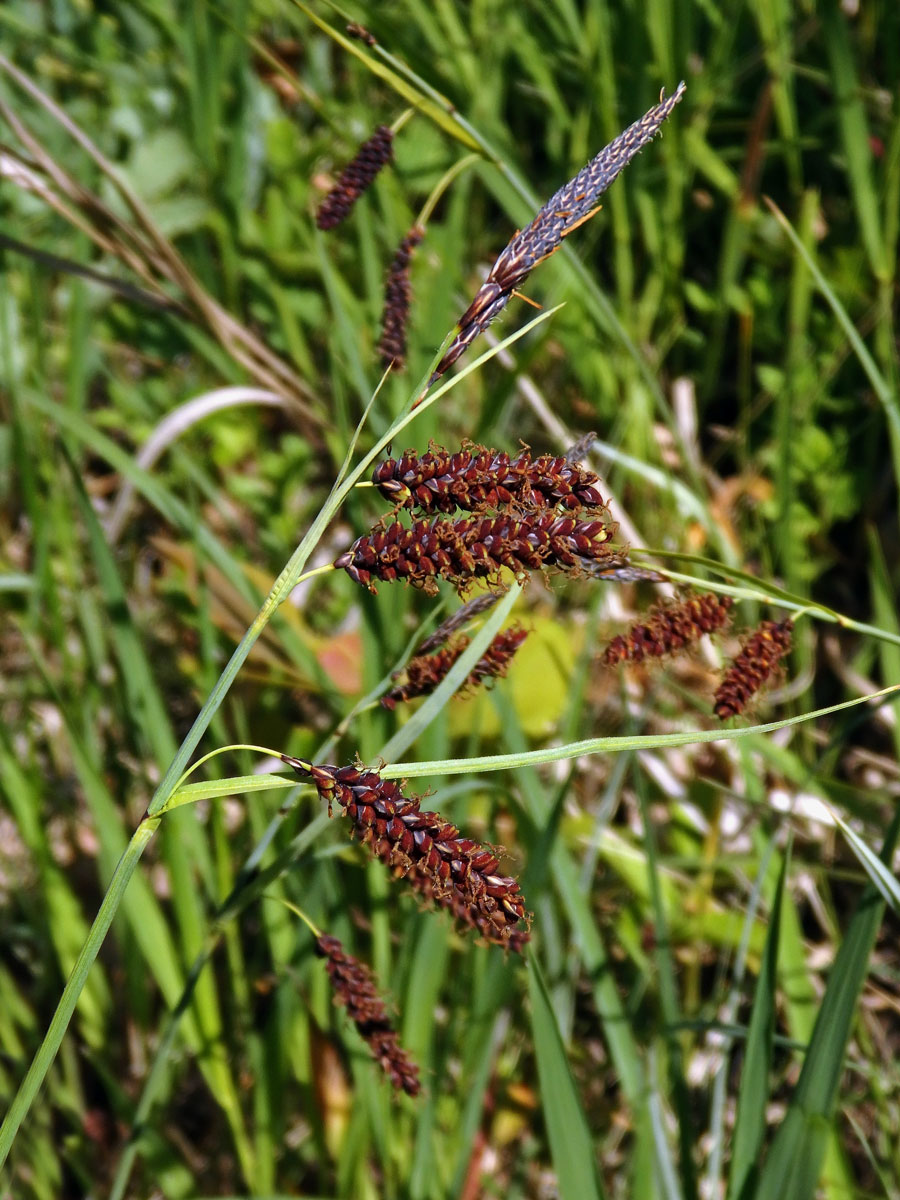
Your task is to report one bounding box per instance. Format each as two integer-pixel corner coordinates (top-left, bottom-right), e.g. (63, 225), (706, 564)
(378, 226), (425, 370)
(282, 758), (531, 951)
(416, 587), (508, 655)
(714, 619), (794, 720)
(371, 441), (607, 516)
(315, 125), (394, 231)
(315, 934), (420, 1096)
(345, 21), (376, 46)
(334, 510), (618, 595)
(382, 625), (528, 709)
(603, 593), (733, 665)
(427, 84), (685, 385)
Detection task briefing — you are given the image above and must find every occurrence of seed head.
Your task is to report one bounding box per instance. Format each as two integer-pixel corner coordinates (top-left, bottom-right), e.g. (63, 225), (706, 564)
(713, 619), (794, 720)
(382, 625), (528, 709)
(315, 934), (420, 1096)
(334, 510), (618, 595)
(428, 84), (685, 384)
(283, 758), (531, 951)
(416, 587), (508, 655)
(371, 441), (607, 516)
(378, 226), (425, 370)
(345, 21), (376, 46)
(315, 125), (394, 231)
(603, 593), (733, 665)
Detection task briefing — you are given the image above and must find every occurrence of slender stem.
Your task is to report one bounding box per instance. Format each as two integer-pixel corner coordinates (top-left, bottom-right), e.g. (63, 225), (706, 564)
(265, 896), (322, 939)
(390, 107), (415, 135)
(0, 818), (160, 1162)
(0, 306), (560, 1170)
(637, 556), (900, 650)
(417, 153), (480, 227)
(381, 683), (900, 780)
(168, 743), (287, 800)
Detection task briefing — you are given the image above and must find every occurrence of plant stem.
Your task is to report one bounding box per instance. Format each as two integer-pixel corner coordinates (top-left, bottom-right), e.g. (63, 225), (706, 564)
(0, 818), (160, 1164)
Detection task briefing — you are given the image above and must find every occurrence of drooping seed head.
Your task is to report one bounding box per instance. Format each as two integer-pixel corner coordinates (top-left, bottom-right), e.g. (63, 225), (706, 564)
(603, 593), (734, 666)
(315, 125), (394, 231)
(334, 510), (618, 595)
(382, 624), (528, 709)
(345, 21), (376, 46)
(713, 619), (794, 720)
(283, 758), (531, 951)
(416, 587), (508, 655)
(378, 225), (425, 371)
(315, 934), (420, 1096)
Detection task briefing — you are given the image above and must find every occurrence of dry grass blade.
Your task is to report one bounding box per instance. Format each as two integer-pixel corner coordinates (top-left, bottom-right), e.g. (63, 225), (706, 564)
(0, 53), (322, 432)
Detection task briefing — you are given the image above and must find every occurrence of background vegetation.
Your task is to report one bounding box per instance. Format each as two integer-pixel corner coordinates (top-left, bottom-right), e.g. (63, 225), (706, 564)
(1, 0), (899, 1197)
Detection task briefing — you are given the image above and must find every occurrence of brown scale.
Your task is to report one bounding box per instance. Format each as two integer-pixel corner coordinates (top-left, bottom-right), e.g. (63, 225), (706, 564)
(378, 226), (424, 370)
(345, 21), (376, 46)
(713, 619), (793, 720)
(603, 593), (734, 666)
(382, 626), (528, 709)
(315, 934), (420, 1096)
(315, 125), (394, 231)
(283, 758), (531, 951)
(371, 441), (607, 516)
(334, 511), (618, 595)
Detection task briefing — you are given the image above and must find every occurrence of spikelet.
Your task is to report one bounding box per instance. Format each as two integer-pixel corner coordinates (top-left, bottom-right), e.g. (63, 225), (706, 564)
(315, 934), (420, 1096)
(713, 619), (793, 720)
(345, 21), (376, 46)
(427, 84), (685, 385)
(282, 758), (531, 951)
(382, 626), (528, 709)
(333, 510), (618, 595)
(603, 593), (733, 665)
(371, 441), (607, 516)
(416, 587), (508, 655)
(378, 226), (425, 370)
(315, 125), (394, 231)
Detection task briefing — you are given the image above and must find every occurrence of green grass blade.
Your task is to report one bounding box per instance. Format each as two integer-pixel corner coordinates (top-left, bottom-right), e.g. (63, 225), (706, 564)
(0, 820), (160, 1165)
(728, 845), (789, 1200)
(385, 682), (900, 778)
(752, 807), (900, 1199)
(764, 197), (900, 489)
(527, 952), (607, 1200)
(820, 0), (885, 279)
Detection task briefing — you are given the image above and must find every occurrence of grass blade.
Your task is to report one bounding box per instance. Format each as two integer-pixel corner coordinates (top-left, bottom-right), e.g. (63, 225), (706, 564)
(527, 952), (606, 1200)
(728, 845), (789, 1200)
(752, 807), (900, 1198)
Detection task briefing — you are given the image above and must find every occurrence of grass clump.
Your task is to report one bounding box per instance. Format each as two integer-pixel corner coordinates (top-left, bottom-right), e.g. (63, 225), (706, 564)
(1, 4), (899, 1199)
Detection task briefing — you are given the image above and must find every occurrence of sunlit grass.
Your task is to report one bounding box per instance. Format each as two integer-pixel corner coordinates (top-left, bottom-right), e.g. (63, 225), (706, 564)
(1, 2), (899, 1198)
